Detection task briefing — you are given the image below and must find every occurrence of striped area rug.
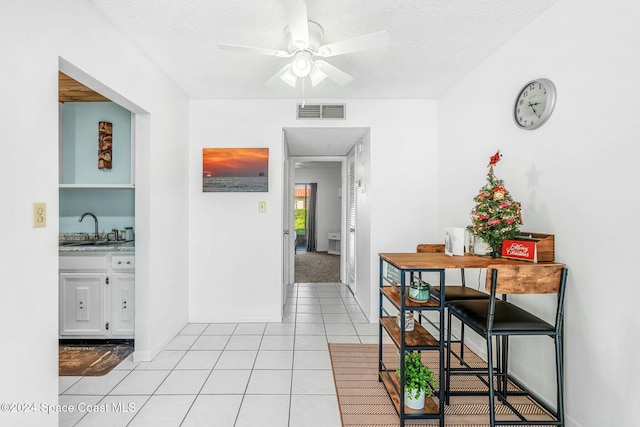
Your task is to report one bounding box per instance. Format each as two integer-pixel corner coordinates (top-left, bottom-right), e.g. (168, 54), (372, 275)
(328, 343), (554, 427)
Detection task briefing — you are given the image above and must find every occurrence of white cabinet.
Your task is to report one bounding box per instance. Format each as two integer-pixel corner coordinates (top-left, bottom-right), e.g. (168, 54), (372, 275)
(328, 232), (340, 255)
(59, 253), (134, 339)
(59, 272), (107, 336)
(111, 255), (135, 337)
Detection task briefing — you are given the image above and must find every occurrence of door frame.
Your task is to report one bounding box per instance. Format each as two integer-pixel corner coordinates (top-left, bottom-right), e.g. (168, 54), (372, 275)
(281, 138), (295, 309)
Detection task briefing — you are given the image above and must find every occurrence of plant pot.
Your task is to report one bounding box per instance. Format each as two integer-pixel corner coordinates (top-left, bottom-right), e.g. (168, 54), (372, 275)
(404, 388), (425, 410)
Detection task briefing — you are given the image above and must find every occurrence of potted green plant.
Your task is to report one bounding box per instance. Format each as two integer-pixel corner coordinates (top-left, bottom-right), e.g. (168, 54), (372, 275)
(396, 351), (437, 410)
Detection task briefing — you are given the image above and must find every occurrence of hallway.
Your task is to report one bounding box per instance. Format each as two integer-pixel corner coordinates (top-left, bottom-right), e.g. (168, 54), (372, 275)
(58, 282), (374, 426)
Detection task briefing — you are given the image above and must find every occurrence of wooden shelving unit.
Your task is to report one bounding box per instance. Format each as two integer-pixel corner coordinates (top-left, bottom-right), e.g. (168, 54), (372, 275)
(378, 255), (446, 426)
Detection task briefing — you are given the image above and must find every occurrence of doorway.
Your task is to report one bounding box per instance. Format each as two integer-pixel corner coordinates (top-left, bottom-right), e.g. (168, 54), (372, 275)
(282, 128), (369, 302)
(294, 183), (314, 253)
(292, 164), (340, 283)
(57, 60), (150, 366)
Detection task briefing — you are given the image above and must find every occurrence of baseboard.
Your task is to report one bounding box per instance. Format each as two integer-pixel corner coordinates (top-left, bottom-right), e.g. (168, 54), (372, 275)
(134, 321), (186, 362)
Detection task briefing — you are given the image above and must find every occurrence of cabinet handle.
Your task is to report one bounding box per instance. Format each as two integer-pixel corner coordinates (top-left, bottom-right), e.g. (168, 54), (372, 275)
(118, 261), (122, 264)
(126, 261), (131, 265)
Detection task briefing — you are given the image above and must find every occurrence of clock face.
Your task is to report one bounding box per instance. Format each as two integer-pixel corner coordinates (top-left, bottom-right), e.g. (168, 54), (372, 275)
(514, 78), (556, 130)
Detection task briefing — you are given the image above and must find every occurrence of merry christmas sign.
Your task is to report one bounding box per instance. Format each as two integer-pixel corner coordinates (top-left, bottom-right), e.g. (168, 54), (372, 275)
(501, 239), (537, 262)
(501, 232), (555, 263)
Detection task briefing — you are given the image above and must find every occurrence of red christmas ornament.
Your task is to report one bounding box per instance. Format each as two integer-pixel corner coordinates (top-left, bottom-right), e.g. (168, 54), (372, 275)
(488, 150), (502, 167)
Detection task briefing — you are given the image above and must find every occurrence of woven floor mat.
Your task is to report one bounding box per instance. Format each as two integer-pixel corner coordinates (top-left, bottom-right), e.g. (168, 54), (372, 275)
(328, 343), (554, 427)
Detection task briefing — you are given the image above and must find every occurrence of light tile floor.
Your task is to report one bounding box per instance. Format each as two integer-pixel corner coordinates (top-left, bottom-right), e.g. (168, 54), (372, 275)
(59, 282), (379, 427)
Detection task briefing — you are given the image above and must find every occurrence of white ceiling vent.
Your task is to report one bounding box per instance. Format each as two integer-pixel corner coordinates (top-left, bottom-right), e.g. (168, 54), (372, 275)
(297, 104), (345, 120)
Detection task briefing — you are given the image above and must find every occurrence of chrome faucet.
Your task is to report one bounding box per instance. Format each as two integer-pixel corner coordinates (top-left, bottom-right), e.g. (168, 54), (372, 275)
(79, 212), (99, 240)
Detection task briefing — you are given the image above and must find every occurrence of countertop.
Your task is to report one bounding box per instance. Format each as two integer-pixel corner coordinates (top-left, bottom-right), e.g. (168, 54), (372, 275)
(59, 233), (135, 253)
(59, 241), (135, 253)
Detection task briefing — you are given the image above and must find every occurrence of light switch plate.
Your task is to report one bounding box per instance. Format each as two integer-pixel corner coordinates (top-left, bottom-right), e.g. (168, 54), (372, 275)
(258, 201), (266, 213)
(33, 202), (46, 228)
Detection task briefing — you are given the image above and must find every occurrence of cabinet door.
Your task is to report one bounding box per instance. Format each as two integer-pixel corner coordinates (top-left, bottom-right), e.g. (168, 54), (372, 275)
(111, 273), (135, 337)
(59, 273), (107, 337)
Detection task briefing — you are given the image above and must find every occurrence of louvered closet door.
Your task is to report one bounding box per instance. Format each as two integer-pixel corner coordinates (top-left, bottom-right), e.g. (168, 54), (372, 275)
(346, 150), (356, 293)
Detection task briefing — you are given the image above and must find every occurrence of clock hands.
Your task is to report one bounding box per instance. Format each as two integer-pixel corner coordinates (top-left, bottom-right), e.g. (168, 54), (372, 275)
(528, 102), (541, 115)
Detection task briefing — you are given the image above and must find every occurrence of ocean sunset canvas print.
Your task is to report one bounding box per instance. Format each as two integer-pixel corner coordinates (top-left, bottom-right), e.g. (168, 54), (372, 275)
(202, 148), (269, 192)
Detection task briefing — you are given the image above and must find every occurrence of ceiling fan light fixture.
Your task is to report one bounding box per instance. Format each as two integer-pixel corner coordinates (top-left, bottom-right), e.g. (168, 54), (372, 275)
(280, 66), (298, 87)
(292, 52), (312, 77)
(308, 65), (327, 87)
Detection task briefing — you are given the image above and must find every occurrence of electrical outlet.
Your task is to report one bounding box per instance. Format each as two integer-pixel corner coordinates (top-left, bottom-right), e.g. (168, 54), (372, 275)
(33, 202), (46, 228)
(258, 201), (266, 213)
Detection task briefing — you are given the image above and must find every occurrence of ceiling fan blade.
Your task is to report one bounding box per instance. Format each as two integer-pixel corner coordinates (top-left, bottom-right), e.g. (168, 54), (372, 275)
(284, 0), (309, 48)
(314, 60), (353, 85)
(218, 43), (292, 58)
(316, 30), (390, 57)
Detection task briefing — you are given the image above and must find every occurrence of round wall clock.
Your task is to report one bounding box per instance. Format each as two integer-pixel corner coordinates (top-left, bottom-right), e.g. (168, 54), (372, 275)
(513, 78), (557, 130)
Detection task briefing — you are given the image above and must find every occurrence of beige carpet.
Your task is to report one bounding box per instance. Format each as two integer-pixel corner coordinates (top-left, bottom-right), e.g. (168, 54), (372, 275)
(328, 343), (554, 427)
(295, 251), (340, 283)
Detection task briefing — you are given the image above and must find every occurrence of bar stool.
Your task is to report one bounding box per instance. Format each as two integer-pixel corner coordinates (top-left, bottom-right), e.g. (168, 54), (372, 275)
(445, 264), (568, 427)
(415, 244), (489, 361)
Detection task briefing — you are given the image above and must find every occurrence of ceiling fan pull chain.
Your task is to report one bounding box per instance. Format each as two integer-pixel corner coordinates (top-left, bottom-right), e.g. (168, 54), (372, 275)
(301, 77), (306, 107)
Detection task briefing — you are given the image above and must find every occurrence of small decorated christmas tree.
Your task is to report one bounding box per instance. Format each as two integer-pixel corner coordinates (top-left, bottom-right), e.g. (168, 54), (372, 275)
(467, 151), (521, 255)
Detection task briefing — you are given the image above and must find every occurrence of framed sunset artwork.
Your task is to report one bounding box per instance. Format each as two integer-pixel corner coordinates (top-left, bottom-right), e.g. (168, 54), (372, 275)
(202, 148), (269, 192)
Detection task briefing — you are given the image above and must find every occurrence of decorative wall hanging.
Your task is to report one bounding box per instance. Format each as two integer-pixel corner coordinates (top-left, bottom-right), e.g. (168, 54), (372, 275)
(202, 148), (269, 192)
(98, 121), (113, 169)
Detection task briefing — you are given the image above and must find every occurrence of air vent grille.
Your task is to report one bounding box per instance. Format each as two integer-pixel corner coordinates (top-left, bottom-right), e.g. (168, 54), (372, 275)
(296, 104), (346, 119)
(322, 104), (345, 119)
(297, 104), (322, 119)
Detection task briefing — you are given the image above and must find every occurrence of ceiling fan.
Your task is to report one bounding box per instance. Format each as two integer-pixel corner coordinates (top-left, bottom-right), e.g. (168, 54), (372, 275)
(218, 0), (390, 88)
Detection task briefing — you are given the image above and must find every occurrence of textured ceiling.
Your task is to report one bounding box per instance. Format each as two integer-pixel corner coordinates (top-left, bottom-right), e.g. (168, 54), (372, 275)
(89, 0), (557, 100)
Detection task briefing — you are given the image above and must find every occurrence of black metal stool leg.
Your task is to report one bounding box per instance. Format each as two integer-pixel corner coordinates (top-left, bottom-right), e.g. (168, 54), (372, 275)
(555, 333), (565, 426)
(500, 335), (509, 401)
(487, 333), (496, 427)
(459, 268), (466, 362)
(446, 310), (453, 405)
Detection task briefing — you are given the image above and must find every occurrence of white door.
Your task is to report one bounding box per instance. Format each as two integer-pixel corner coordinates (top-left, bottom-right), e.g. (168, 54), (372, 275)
(282, 138), (295, 310)
(346, 149), (356, 293)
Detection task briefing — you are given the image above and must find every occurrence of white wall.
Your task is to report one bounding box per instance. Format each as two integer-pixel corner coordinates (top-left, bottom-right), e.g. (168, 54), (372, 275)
(188, 99), (439, 322)
(0, 2), (189, 425)
(437, 0), (640, 425)
(294, 165), (342, 252)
